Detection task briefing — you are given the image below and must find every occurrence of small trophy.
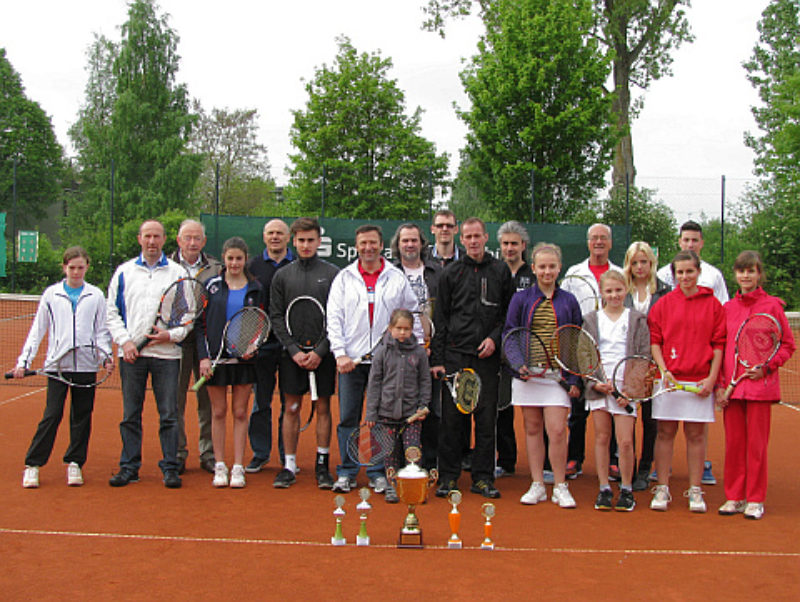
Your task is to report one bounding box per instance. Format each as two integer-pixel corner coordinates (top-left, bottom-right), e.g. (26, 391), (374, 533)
(331, 495), (346, 546)
(356, 488), (372, 546)
(389, 446), (438, 549)
(481, 502), (495, 550)
(447, 490), (463, 549)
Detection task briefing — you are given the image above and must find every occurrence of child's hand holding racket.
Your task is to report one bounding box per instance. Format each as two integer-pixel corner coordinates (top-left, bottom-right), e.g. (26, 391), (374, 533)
(409, 407), (429, 422)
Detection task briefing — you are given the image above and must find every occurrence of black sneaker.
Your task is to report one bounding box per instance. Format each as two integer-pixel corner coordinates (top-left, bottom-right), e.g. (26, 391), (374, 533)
(470, 480), (501, 499)
(316, 470), (334, 490)
(615, 489), (636, 512)
(436, 479), (457, 498)
(594, 488), (614, 511)
(163, 470), (182, 489)
(177, 459), (186, 475)
(632, 469), (650, 491)
(109, 469), (139, 487)
(200, 456), (216, 474)
(245, 457), (268, 473)
(273, 468), (297, 488)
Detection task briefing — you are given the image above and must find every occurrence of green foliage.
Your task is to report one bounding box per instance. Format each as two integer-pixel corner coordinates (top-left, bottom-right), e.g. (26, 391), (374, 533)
(0, 49), (65, 226)
(457, 0), (615, 222)
(287, 36), (449, 219)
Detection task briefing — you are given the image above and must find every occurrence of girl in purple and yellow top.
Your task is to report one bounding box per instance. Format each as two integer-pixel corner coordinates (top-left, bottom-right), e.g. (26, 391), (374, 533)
(717, 251), (794, 520)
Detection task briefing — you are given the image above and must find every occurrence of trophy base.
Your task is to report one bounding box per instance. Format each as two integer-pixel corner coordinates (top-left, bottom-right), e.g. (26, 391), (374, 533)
(447, 539), (463, 549)
(397, 530), (424, 549)
(356, 535), (370, 546)
(331, 537), (346, 546)
(481, 541), (494, 550)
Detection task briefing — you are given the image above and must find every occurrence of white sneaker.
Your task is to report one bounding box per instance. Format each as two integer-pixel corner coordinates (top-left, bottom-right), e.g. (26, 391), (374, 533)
(744, 502), (764, 520)
(22, 466), (39, 488)
(551, 482), (576, 508)
(370, 475), (388, 494)
(520, 481), (547, 505)
(718, 499), (746, 515)
(332, 476), (351, 493)
(650, 485), (671, 511)
(685, 486), (707, 513)
(67, 462), (83, 486)
(229, 464), (246, 488)
(212, 462), (228, 487)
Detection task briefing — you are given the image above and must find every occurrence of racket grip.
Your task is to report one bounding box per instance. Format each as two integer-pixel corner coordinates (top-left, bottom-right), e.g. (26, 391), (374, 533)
(192, 374), (209, 392)
(309, 372), (318, 401)
(4, 369), (35, 379)
(135, 338), (150, 352)
(722, 383), (734, 400)
(681, 384), (703, 394)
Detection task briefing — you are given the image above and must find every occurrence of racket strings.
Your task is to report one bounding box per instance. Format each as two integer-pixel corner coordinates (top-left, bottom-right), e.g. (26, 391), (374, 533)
(161, 280), (206, 327)
(56, 345), (111, 386)
(556, 328), (600, 375)
(619, 357), (655, 400)
(350, 424), (395, 466)
(287, 305), (324, 349)
(226, 310), (269, 357)
(738, 318), (780, 364)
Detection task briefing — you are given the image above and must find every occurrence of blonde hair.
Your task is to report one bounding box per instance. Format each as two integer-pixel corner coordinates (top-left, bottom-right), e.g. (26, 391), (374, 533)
(599, 269), (626, 289)
(531, 242), (562, 264)
(623, 241), (658, 295)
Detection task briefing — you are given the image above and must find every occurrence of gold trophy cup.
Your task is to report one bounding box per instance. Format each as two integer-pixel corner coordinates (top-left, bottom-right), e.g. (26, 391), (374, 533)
(386, 446), (437, 549)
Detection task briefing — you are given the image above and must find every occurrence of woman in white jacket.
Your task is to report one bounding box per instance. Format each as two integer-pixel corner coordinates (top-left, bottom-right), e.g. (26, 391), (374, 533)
(12, 247), (112, 488)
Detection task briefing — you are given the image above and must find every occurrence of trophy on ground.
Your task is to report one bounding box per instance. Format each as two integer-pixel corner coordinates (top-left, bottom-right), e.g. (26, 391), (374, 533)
(385, 446), (438, 549)
(356, 487), (372, 546)
(331, 495), (346, 546)
(481, 502), (495, 550)
(447, 490), (463, 549)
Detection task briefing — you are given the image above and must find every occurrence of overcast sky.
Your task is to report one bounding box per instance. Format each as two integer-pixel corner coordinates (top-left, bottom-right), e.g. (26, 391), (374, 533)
(1, 0), (771, 223)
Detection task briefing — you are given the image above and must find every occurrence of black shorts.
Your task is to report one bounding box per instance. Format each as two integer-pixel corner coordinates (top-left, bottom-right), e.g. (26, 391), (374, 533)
(207, 363), (256, 387)
(278, 351), (336, 397)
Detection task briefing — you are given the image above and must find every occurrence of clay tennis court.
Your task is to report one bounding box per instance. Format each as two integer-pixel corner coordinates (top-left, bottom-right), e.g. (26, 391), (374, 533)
(2, 377), (798, 600)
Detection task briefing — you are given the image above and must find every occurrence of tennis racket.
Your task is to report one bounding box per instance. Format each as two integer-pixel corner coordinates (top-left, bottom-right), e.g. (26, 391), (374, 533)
(414, 299), (436, 349)
(559, 274), (600, 312)
(611, 355), (702, 402)
(438, 368), (482, 414)
(499, 327), (570, 410)
(192, 307), (271, 391)
(352, 329), (388, 366)
(137, 277), (208, 351)
(721, 312), (782, 401)
(346, 410), (427, 467)
(551, 324), (633, 414)
(5, 344), (113, 388)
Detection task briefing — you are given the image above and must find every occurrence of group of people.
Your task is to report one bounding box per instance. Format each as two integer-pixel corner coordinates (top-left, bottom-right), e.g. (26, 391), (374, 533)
(13, 213), (795, 520)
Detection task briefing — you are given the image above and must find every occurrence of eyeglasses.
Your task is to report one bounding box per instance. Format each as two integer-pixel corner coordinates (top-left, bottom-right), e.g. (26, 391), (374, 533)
(433, 223), (456, 229)
(588, 235), (609, 242)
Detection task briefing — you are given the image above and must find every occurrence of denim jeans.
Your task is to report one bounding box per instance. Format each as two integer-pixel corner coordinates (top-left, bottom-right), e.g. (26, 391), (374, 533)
(119, 357), (180, 474)
(177, 332), (213, 463)
(247, 348), (285, 464)
(336, 364), (383, 480)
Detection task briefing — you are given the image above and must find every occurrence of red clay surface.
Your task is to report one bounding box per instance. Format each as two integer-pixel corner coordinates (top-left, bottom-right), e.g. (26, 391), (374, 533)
(1, 384), (798, 600)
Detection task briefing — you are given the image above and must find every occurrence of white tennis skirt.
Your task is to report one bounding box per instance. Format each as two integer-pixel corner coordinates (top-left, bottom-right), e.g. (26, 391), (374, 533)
(588, 395), (638, 418)
(651, 381), (715, 423)
(512, 376), (571, 408)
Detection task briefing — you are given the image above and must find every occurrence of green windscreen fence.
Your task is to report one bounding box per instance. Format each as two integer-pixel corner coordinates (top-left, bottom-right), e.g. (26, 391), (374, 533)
(200, 214), (629, 271)
(0, 213), (5, 277)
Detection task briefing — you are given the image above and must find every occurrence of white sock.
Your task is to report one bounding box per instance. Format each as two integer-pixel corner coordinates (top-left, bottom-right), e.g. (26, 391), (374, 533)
(285, 455), (297, 474)
(317, 447), (329, 455)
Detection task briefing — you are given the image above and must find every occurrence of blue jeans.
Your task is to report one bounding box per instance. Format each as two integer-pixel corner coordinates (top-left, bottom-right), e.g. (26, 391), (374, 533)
(336, 364), (383, 480)
(248, 348), (285, 464)
(119, 357), (180, 474)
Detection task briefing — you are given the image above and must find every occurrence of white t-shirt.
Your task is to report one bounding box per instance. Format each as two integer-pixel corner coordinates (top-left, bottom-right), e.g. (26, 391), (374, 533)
(403, 264), (428, 306)
(597, 309), (629, 383)
(656, 260), (729, 304)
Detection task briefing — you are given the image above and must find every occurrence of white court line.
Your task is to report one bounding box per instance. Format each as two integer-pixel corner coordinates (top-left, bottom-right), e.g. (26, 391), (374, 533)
(0, 527), (797, 557)
(0, 387), (46, 407)
(778, 401), (800, 413)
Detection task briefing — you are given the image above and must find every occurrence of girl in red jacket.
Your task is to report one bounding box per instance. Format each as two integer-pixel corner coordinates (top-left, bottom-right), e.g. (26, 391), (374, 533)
(717, 251), (795, 520)
(647, 250), (726, 513)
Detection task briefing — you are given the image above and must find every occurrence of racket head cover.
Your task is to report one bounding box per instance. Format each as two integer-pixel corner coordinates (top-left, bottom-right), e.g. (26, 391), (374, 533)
(454, 368), (481, 414)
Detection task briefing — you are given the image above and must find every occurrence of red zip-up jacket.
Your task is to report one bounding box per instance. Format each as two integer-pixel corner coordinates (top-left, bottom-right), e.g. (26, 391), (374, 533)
(648, 286), (726, 382)
(721, 287), (795, 402)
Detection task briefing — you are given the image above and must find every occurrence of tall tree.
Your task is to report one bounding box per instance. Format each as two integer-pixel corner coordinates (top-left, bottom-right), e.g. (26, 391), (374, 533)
(0, 49), (64, 225)
(287, 36), (449, 219)
(457, 0), (615, 222)
(423, 0), (693, 187)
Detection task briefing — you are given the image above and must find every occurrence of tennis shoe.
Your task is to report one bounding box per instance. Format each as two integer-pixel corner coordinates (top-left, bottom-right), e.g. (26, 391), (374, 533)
(718, 500), (746, 515)
(615, 489), (636, 512)
(163, 470), (182, 489)
(684, 486), (706, 513)
(744, 502), (764, 520)
(551, 483), (576, 508)
(565, 460), (582, 479)
(370, 476), (388, 494)
(494, 466), (514, 478)
(229, 464), (246, 488)
(701, 461), (716, 485)
(22, 466), (39, 489)
(650, 485), (671, 511)
(109, 469), (139, 487)
(632, 469), (650, 491)
(316, 469), (334, 490)
(542, 470), (555, 485)
(520, 481), (547, 505)
(436, 479), (457, 498)
(245, 457), (268, 473)
(594, 488), (614, 511)
(273, 468), (296, 488)
(213, 462), (229, 487)
(470, 480), (501, 499)
(67, 462), (83, 486)
(332, 476), (352, 493)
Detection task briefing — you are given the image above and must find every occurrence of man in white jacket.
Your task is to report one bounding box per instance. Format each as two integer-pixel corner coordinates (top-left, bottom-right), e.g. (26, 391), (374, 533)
(326, 225), (419, 494)
(106, 220), (189, 489)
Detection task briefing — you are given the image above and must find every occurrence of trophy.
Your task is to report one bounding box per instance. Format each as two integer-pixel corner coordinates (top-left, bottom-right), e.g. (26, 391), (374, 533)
(481, 502), (495, 550)
(356, 487), (372, 546)
(385, 446), (438, 549)
(331, 495), (346, 546)
(447, 490), (463, 549)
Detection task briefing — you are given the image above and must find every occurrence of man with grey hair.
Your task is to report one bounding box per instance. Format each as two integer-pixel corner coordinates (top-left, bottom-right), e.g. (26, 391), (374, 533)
(170, 219), (221, 474)
(495, 220), (536, 478)
(560, 223), (621, 479)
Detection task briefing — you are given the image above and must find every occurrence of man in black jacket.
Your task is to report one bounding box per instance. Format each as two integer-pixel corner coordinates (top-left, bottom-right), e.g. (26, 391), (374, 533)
(431, 217), (514, 499)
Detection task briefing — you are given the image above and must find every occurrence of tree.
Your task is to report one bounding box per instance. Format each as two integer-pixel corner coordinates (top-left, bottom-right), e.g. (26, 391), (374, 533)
(0, 49), (64, 225)
(287, 36), (449, 219)
(456, 0), (615, 222)
(189, 103), (279, 215)
(423, 0), (694, 187)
